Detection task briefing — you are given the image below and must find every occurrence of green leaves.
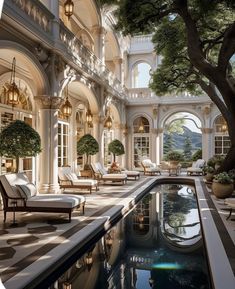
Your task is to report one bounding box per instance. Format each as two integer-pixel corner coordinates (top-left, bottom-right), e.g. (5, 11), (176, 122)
(0, 120), (41, 159)
(108, 139), (125, 157)
(77, 134), (99, 157)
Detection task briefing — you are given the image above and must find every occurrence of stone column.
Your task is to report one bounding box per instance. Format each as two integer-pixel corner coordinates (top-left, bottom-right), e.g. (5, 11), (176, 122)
(151, 128), (158, 164)
(113, 57), (123, 81)
(92, 114), (101, 163)
(156, 128), (164, 165)
(201, 128), (213, 161)
(35, 96), (63, 193)
(92, 26), (106, 66)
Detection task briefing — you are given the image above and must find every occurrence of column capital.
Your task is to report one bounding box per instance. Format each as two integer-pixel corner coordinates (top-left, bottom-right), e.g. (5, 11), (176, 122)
(91, 25), (106, 35)
(113, 57), (123, 65)
(156, 128), (164, 134)
(201, 128), (213, 134)
(35, 95), (63, 109)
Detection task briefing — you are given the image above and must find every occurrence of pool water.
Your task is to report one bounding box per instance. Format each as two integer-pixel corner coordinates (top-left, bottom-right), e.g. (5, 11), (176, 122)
(49, 184), (211, 289)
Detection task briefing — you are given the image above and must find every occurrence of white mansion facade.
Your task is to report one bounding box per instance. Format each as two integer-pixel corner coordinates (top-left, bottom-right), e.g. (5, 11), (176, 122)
(0, 0), (228, 192)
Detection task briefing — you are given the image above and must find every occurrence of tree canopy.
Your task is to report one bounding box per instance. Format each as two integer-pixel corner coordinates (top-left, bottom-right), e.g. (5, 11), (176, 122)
(0, 120), (42, 172)
(77, 134), (99, 165)
(101, 0), (235, 171)
(108, 139), (125, 162)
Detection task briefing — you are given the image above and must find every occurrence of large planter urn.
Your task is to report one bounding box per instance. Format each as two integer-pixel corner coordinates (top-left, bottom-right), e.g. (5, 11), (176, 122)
(212, 181), (233, 199)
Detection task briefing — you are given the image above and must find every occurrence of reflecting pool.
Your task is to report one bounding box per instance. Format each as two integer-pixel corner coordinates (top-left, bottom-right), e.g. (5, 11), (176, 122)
(49, 184), (211, 289)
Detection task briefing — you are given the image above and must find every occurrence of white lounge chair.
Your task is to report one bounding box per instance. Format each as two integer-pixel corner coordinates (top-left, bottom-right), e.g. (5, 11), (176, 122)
(121, 169), (140, 180)
(58, 167), (98, 193)
(0, 173), (86, 222)
(91, 162), (127, 184)
(141, 159), (161, 175)
(187, 159), (205, 176)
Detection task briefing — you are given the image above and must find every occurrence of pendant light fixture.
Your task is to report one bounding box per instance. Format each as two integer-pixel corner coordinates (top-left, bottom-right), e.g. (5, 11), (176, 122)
(64, 0), (74, 19)
(104, 107), (112, 130)
(86, 106), (93, 127)
(7, 57), (20, 106)
(138, 117), (145, 133)
(62, 86), (72, 117)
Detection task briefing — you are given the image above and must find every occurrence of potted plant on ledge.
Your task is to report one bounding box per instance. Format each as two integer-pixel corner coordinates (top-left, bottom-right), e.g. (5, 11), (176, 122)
(212, 172), (233, 199)
(108, 139), (125, 170)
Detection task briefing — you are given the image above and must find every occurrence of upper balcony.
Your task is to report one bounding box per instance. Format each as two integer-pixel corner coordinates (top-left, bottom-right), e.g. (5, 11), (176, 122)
(130, 35), (154, 54)
(2, 0), (126, 100)
(127, 88), (210, 105)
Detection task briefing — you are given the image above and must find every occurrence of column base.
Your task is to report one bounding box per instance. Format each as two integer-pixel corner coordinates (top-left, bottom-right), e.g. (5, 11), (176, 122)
(38, 183), (60, 194)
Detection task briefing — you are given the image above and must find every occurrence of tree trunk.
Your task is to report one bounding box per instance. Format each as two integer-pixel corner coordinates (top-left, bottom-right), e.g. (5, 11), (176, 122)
(16, 156), (20, 173)
(219, 145), (235, 172)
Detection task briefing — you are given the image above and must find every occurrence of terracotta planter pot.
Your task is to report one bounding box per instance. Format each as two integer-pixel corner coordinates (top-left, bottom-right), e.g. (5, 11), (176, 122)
(212, 181), (233, 199)
(111, 162), (119, 169)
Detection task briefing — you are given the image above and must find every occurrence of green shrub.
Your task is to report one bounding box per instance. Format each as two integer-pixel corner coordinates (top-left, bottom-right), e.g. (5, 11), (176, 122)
(207, 155), (225, 168)
(213, 172), (233, 184)
(164, 150), (183, 162)
(192, 149), (202, 161)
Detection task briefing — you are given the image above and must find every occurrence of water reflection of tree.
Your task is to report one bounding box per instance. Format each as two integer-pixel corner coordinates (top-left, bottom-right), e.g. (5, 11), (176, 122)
(163, 187), (197, 219)
(168, 213), (186, 235)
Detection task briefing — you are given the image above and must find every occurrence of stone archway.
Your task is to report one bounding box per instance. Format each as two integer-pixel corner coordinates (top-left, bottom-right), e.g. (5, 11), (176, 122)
(161, 111), (202, 166)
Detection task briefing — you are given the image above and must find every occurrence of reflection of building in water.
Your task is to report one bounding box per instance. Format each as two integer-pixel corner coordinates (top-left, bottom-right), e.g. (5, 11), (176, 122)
(54, 184), (207, 289)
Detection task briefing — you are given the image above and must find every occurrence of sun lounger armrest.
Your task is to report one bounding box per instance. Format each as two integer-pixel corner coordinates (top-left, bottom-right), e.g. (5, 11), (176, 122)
(5, 195), (27, 206)
(59, 180), (73, 186)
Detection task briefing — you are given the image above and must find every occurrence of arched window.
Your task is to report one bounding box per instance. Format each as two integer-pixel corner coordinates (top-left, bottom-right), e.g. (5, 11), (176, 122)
(214, 115), (230, 155)
(132, 62), (151, 88)
(133, 117), (150, 168)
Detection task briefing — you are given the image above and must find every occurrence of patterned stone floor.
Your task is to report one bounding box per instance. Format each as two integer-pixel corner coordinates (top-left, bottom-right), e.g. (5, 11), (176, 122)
(0, 174), (234, 289)
(0, 176), (156, 289)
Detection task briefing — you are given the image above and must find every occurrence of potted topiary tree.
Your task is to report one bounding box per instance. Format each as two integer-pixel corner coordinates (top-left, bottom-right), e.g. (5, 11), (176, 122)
(108, 139), (125, 169)
(212, 172), (233, 198)
(0, 120), (42, 173)
(77, 134), (99, 172)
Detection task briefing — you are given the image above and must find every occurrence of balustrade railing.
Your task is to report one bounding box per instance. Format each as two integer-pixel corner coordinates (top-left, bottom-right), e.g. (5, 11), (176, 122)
(128, 88), (208, 102)
(60, 22), (126, 98)
(9, 0), (53, 33)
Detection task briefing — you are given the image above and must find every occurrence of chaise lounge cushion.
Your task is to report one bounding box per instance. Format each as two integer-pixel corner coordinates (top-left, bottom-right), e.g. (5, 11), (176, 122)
(94, 162), (127, 179)
(26, 194), (85, 209)
(16, 183), (37, 199)
(59, 167), (98, 188)
(122, 170), (140, 179)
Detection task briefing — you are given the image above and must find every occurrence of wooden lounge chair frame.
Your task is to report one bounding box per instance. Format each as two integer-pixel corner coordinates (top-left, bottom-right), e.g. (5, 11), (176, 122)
(0, 175), (85, 223)
(58, 167), (99, 193)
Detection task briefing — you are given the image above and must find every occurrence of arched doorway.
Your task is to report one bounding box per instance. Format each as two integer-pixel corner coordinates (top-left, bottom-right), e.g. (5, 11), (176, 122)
(162, 112), (202, 162)
(132, 116), (150, 168)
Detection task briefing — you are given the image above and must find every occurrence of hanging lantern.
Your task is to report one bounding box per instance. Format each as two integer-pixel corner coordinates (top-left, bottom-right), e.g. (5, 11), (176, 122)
(62, 86), (72, 117)
(222, 123), (228, 132)
(7, 57), (20, 105)
(85, 252), (93, 271)
(62, 96), (72, 117)
(63, 282), (72, 289)
(86, 107), (93, 127)
(86, 108), (93, 123)
(104, 115), (112, 130)
(64, 0), (74, 19)
(138, 118), (145, 133)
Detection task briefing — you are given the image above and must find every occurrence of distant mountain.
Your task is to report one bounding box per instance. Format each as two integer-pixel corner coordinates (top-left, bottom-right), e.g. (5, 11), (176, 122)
(164, 126), (202, 151)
